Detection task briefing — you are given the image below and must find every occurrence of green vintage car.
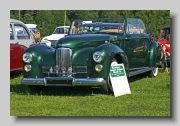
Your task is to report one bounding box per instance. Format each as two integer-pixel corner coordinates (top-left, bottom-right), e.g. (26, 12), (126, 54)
(21, 18), (162, 94)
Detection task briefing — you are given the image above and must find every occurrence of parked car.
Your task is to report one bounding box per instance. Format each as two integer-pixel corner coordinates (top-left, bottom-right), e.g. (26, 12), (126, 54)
(10, 19), (37, 72)
(10, 43), (27, 72)
(21, 18), (162, 94)
(10, 19), (36, 48)
(158, 26), (170, 45)
(41, 26), (70, 48)
(25, 24), (41, 40)
(157, 26), (170, 67)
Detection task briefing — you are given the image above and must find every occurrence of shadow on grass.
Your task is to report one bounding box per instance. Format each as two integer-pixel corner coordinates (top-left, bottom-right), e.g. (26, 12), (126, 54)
(11, 69), (169, 96)
(10, 71), (23, 79)
(10, 84), (103, 96)
(127, 72), (150, 83)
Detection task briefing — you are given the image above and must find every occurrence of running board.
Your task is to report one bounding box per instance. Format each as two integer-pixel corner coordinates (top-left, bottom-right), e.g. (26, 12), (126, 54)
(128, 67), (154, 77)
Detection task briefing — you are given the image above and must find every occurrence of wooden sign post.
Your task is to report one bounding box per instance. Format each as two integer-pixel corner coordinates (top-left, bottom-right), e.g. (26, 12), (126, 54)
(109, 63), (131, 97)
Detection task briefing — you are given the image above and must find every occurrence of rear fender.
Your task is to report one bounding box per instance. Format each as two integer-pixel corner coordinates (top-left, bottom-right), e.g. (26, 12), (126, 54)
(148, 41), (162, 67)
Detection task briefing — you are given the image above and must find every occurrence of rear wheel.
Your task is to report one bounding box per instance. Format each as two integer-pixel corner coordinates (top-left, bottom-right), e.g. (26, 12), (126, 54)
(148, 67), (158, 78)
(100, 58), (118, 94)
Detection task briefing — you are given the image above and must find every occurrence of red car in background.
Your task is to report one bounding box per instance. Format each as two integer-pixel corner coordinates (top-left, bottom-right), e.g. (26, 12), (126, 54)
(158, 26), (170, 45)
(10, 19), (36, 72)
(10, 43), (27, 72)
(157, 26), (170, 67)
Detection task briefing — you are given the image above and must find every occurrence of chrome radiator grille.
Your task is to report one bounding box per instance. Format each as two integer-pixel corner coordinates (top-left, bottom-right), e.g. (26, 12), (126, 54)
(56, 48), (72, 73)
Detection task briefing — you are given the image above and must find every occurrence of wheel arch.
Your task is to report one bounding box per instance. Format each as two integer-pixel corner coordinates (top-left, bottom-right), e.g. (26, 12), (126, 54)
(88, 43), (129, 78)
(148, 41), (162, 67)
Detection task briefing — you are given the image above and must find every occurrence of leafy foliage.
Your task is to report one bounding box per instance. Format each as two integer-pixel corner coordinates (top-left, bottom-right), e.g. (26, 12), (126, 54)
(10, 10), (170, 38)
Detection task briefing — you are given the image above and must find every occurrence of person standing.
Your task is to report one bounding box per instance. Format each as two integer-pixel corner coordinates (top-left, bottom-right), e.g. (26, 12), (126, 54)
(162, 34), (170, 72)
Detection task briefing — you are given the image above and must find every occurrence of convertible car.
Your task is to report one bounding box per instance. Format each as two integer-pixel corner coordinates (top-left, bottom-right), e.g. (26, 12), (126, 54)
(21, 18), (162, 94)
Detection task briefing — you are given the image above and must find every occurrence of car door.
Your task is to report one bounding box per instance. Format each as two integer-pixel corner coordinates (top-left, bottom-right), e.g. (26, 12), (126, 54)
(124, 19), (147, 69)
(10, 22), (35, 48)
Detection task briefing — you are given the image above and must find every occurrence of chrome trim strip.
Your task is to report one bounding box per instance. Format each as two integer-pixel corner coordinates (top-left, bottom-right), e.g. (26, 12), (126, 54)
(21, 78), (44, 85)
(73, 66), (87, 73)
(57, 44), (70, 47)
(73, 78), (105, 86)
(21, 77), (106, 86)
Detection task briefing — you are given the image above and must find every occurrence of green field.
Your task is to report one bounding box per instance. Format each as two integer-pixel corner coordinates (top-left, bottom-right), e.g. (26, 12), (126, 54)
(10, 68), (170, 116)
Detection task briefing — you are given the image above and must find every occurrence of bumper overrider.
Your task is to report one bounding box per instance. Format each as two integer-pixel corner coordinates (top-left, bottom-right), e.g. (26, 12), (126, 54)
(21, 77), (106, 86)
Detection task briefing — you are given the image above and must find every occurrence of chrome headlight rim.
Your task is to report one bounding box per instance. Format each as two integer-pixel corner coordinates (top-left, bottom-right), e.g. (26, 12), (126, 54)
(93, 51), (104, 63)
(23, 52), (33, 63)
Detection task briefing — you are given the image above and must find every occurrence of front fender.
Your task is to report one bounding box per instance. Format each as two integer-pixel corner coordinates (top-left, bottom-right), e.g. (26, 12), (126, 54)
(72, 47), (95, 66)
(148, 41), (162, 67)
(87, 43), (129, 78)
(23, 45), (55, 78)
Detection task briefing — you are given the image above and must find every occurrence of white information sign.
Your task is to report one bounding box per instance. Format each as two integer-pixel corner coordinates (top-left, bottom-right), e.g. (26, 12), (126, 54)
(109, 63), (131, 97)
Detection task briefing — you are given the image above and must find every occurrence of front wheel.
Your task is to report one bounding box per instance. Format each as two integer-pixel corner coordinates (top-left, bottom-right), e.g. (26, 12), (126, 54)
(100, 58), (118, 94)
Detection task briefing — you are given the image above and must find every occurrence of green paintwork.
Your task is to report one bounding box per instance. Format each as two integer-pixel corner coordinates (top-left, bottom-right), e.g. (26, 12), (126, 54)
(148, 41), (162, 67)
(87, 43), (127, 78)
(22, 18), (162, 85)
(56, 34), (117, 49)
(23, 45), (55, 78)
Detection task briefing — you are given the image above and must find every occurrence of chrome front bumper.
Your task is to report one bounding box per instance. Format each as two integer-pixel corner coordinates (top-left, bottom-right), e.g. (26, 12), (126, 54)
(21, 77), (106, 86)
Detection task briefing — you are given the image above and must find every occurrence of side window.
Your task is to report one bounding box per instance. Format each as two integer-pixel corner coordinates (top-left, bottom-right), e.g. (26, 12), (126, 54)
(161, 30), (166, 39)
(10, 24), (14, 40)
(14, 24), (30, 40)
(126, 18), (145, 34)
(138, 19), (146, 33)
(59, 28), (64, 34)
(160, 29), (170, 40)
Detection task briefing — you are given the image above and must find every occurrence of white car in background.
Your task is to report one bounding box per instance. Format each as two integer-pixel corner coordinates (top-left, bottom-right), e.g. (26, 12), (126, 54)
(41, 26), (70, 48)
(10, 19), (36, 47)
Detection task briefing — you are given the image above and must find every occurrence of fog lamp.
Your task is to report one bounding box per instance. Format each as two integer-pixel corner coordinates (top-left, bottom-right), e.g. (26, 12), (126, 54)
(95, 64), (103, 72)
(24, 65), (31, 72)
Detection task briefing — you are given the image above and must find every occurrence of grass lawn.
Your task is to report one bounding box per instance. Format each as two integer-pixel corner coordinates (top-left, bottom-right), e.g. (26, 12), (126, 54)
(10, 68), (170, 116)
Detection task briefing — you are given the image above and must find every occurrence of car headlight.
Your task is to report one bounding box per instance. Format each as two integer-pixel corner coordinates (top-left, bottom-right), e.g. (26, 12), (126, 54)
(93, 51), (104, 63)
(23, 52), (33, 63)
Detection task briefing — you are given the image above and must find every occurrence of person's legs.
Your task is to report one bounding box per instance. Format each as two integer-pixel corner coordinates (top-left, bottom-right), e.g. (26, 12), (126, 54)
(162, 45), (168, 72)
